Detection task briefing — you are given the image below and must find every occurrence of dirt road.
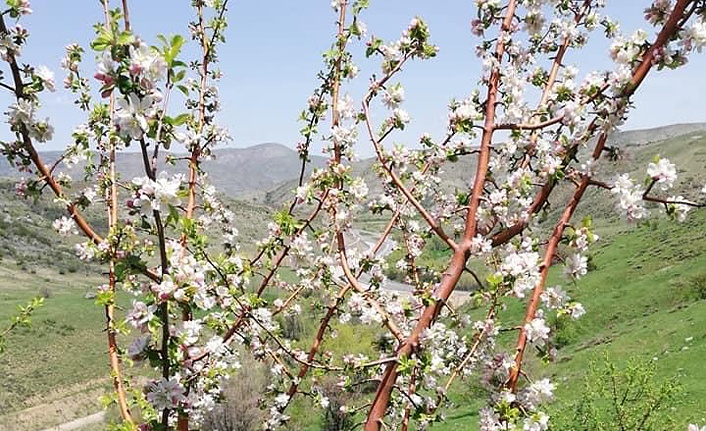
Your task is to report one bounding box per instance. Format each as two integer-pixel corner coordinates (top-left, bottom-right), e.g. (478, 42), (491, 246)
(38, 412), (104, 431)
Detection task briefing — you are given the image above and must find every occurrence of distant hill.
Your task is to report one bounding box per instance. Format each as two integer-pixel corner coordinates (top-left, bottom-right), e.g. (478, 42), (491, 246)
(609, 122), (706, 148)
(555, 126), (706, 224)
(202, 143), (328, 196)
(0, 175), (273, 271)
(256, 122), (706, 210)
(0, 142), (328, 198)
(1, 122), (704, 211)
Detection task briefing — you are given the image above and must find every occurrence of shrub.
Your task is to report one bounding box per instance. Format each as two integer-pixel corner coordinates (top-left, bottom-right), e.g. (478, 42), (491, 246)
(670, 271), (706, 303)
(201, 355), (269, 431)
(549, 314), (579, 349)
(38, 286), (52, 299)
(688, 272), (706, 300)
(319, 376), (357, 431)
(549, 354), (682, 431)
(278, 312), (305, 341)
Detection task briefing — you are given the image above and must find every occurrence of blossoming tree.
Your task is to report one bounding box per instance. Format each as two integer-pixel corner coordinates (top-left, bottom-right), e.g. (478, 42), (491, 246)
(1, 0), (706, 430)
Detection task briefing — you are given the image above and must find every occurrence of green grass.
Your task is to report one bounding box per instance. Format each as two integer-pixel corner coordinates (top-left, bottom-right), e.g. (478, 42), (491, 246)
(541, 212), (706, 426)
(1, 131), (706, 430)
(430, 211), (706, 430)
(0, 261), (110, 431)
(3, 210), (706, 430)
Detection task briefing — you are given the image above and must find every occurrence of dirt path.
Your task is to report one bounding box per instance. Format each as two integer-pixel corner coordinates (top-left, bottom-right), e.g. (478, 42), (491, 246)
(37, 412), (105, 431)
(352, 230), (471, 307)
(0, 381), (106, 431)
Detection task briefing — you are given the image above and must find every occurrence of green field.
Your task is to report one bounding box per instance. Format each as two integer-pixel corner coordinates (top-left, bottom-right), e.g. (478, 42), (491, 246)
(2, 211), (705, 430)
(432, 211), (706, 430)
(1, 131), (706, 430)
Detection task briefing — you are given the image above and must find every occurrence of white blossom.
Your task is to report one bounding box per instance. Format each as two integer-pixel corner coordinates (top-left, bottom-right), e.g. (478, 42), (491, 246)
(646, 158), (677, 190)
(524, 317), (550, 344)
(115, 92), (161, 140)
(564, 253), (587, 279)
(127, 335), (151, 361)
(52, 216), (77, 236)
(146, 376), (186, 410)
(35, 65), (55, 91)
(129, 42), (167, 84)
(668, 195), (693, 222)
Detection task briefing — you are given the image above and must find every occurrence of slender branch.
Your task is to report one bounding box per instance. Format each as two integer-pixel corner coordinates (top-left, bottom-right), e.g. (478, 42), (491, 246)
(505, 0), (696, 393)
(364, 2), (519, 428)
(184, 2), (207, 222)
(101, 0), (133, 424)
(120, 0), (131, 31)
(642, 178), (704, 207)
(643, 195), (704, 208)
(400, 367), (418, 431)
(0, 81), (15, 92)
(138, 136), (171, 427)
(361, 56), (457, 251)
(337, 249), (404, 342)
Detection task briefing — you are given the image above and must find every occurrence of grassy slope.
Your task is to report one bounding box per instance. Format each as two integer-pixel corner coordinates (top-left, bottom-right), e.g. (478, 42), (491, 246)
(0, 264), (110, 431)
(0, 177), (272, 430)
(434, 211), (706, 430)
(1, 129), (705, 429)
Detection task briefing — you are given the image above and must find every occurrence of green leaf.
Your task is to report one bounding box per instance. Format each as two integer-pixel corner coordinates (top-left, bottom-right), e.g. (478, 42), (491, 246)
(156, 34), (169, 46)
(582, 215), (593, 229)
(171, 113), (190, 126)
(173, 69), (187, 83)
(91, 27), (114, 52)
(397, 354), (416, 375)
(486, 273), (504, 288)
(170, 34), (186, 50)
(176, 85), (189, 97)
(91, 36), (112, 52)
(274, 209), (301, 236)
(116, 30), (135, 46)
(95, 289), (115, 306)
(366, 37), (383, 57)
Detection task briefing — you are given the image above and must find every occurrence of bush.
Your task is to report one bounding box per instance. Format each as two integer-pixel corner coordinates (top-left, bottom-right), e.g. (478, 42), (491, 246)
(549, 354), (682, 431)
(670, 272), (706, 303)
(688, 272), (706, 300)
(549, 314), (579, 349)
(38, 286), (52, 299)
(456, 273), (481, 292)
(319, 376), (357, 431)
(201, 355), (269, 431)
(278, 313), (305, 341)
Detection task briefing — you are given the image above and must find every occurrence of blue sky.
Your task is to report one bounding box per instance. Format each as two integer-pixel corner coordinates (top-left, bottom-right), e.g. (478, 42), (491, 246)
(5, 1), (706, 156)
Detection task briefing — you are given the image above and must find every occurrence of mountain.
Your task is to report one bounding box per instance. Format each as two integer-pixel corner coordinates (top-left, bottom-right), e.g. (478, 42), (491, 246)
(1, 122), (704, 208)
(0, 143), (328, 198)
(608, 122), (706, 147)
(257, 122), (706, 210)
(203, 143), (328, 196)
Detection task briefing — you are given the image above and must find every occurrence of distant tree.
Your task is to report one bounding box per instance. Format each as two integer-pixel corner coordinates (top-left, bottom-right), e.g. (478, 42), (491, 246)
(201, 355), (268, 431)
(0, 296), (43, 355)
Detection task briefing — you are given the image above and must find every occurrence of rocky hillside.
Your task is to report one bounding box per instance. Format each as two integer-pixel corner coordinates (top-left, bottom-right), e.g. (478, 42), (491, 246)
(0, 143), (327, 198)
(255, 123), (706, 213)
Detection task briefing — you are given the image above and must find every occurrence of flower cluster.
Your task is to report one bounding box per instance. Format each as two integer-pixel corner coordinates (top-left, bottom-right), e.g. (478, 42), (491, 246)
(612, 174), (649, 221)
(647, 157), (677, 190)
(128, 173), (183, 215)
